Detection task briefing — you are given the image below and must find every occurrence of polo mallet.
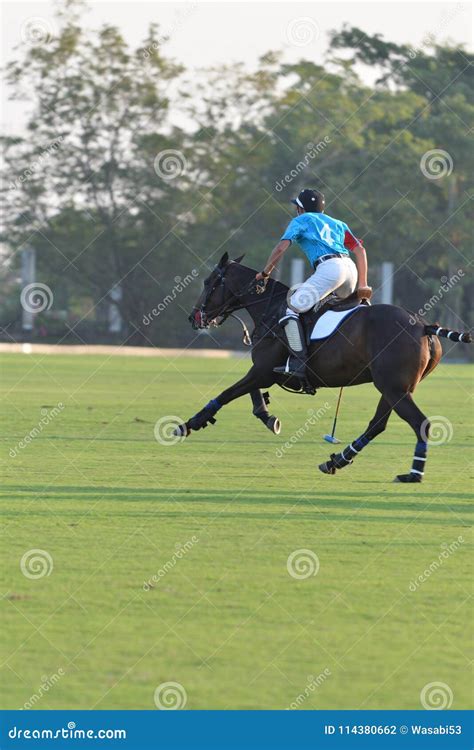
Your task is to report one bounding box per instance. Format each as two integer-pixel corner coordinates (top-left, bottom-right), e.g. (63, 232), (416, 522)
(323, 387), (343, 444)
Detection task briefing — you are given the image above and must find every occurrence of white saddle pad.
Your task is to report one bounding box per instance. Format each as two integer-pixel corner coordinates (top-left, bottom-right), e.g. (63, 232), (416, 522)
(310, 306), (363, 340)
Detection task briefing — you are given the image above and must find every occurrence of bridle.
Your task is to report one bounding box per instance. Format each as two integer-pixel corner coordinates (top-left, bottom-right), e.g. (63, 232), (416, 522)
(191, 262), (260, 330)
(190, 261), (284, 349)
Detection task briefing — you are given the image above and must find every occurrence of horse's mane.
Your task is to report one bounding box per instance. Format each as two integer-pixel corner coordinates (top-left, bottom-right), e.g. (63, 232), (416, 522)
(234, 262), (289, 296)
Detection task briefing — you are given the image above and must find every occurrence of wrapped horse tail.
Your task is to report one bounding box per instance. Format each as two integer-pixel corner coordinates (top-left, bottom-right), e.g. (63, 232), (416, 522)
(424, 325), (472, 344)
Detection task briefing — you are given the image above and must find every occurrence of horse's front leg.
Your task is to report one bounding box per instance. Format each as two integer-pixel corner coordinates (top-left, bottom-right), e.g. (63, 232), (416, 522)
(175, 367), (264, 437)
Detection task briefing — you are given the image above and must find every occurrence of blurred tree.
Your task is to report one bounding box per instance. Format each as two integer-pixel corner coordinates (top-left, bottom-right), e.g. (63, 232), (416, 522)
(2, 1), (200, 343)
(329, 27), (473, 326)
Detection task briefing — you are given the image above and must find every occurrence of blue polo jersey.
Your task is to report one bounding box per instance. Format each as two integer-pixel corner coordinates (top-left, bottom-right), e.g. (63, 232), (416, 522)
(281, 212), (355, 266)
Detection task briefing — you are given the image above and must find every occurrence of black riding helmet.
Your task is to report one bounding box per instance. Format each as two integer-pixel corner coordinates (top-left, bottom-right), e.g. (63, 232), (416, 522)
(291, 189), (325, 213)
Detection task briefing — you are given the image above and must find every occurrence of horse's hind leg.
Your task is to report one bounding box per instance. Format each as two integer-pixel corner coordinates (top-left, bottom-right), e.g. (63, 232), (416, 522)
(320, 389), (431, 482)
(384, 389), (430, 483)
(319, 396), (392, 475)
(250, 390), (281, 435)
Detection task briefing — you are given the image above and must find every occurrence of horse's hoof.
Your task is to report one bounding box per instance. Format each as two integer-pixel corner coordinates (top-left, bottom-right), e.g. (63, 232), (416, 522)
(173, 423), (189, 438)
(267, 416), (281, 435)
(394, 473), (422, 483)
(319, 460), (336, 475)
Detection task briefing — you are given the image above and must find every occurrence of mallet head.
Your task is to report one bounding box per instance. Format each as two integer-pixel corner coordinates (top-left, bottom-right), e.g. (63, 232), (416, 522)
(323, 434), (341, 444)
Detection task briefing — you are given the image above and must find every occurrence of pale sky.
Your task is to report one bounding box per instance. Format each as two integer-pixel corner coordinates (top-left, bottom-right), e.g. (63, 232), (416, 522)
(1, 0), (472, 134)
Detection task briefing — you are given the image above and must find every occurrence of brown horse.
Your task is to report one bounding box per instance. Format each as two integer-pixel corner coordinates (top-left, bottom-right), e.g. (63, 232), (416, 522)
(177, 253), (471, 483)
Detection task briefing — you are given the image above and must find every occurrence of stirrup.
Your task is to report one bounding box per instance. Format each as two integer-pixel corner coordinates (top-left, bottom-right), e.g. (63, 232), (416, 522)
(273, 359), (316, 395)
(273, 356), (302, 375)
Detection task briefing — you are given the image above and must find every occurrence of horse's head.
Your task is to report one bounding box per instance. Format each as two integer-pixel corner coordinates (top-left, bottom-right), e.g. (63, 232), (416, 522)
(189, 252), (246, 330)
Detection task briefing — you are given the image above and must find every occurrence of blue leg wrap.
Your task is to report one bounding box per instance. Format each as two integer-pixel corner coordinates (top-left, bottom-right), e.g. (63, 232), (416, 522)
(206, 398), (221, 413)
(353, 435), (370, 452)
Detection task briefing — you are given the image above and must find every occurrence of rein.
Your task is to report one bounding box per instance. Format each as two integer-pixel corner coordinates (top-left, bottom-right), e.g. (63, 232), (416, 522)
(200, 263), (284, 334)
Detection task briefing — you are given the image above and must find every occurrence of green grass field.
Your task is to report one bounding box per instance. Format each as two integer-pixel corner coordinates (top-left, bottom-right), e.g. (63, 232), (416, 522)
(0, 353), (472, 711)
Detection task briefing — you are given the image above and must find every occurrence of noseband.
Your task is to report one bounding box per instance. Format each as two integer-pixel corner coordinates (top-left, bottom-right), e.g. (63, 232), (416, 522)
(193, 263), (255, 328)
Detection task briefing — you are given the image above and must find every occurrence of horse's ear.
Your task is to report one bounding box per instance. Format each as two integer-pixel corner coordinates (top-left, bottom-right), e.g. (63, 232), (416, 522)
(218, 252), (229, 268)
(233, 254), (245, 264)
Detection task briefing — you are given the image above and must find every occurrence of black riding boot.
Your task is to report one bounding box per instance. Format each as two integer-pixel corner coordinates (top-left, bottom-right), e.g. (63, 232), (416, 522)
(273, 314), (313, 392)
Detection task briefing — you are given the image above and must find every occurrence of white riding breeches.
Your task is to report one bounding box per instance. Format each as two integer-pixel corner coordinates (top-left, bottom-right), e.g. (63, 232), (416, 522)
(288, 256), (358, 314)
